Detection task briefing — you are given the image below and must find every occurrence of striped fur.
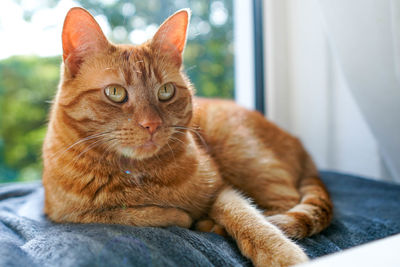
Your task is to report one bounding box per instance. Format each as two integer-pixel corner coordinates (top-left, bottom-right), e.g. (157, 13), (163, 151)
(43, 8), (332, 267)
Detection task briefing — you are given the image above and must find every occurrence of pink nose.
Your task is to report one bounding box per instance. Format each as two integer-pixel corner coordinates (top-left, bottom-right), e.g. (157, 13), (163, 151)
(139, 120), (161, 134)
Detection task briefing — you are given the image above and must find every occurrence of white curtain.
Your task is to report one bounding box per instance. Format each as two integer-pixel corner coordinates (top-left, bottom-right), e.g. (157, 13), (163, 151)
(319, 0), (400, 181)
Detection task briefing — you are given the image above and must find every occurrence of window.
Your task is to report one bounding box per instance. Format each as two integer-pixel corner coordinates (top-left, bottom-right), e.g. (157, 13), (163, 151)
(0, 0), (234, 183)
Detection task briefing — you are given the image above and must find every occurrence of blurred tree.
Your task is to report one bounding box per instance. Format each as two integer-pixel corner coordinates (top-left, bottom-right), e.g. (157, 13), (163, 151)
(0, 56), (60, 182)
(0, 0), (234, 183)
(72, 0), (234, 98)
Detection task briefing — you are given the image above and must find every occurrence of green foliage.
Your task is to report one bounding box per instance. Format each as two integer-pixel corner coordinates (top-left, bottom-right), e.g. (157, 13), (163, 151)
(0, 56), (60, 182)
(76, 0), (234, 98)
(0, 0), (234, 183)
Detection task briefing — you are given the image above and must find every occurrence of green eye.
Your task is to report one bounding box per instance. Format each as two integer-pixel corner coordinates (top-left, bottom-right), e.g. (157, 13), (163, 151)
(105, 85), (127, 103)
(158, 83), (175, 101)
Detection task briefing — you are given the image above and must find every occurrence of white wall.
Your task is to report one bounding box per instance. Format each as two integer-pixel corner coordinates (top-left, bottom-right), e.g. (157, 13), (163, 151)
(264, 0), (388, 181)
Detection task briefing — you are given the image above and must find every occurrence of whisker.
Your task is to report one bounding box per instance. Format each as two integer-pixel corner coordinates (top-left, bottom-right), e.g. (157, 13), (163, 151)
(52, 131), (112, 158)
(169, 125), (208, 151)
(95, 138), (118, 166)
(166, 140), (177, 165)
(67, 138), (115, 169)
(169, 136), (185, 146)
(185, 65), (197, 73)
(154, 152), (162, 164)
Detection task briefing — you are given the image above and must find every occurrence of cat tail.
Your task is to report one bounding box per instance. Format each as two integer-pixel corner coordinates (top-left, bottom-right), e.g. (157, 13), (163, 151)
(267, 153), (333, 239)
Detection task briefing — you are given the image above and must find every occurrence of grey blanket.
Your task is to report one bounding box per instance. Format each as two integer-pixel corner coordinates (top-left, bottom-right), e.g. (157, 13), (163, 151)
(1, 171), (400, 266)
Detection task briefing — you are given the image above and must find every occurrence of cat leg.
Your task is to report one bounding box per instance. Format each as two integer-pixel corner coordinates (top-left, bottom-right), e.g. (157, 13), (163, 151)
(246, 171), (332, 239)
(71, 206), (193, 228)
(257, 181), (301, 217)
(233, 165), (300, 215)
(263, 158), (333, 239)
(210, 186), (308, 267)
(265, 174), (333, 239)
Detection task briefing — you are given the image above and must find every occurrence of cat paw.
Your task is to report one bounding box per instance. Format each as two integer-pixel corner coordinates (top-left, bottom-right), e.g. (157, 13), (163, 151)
(266, 214), (306, 239)
(239, 232), (308, 267)
(195, 218), (228, 236)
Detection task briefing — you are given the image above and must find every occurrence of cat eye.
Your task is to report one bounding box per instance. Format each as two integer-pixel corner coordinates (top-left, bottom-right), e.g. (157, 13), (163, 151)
(104, 85), (127, 103)
(158, 83), (175, 101)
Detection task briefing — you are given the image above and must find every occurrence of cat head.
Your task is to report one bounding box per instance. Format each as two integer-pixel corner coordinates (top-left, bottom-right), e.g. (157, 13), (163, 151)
(56, 7), (193, 160)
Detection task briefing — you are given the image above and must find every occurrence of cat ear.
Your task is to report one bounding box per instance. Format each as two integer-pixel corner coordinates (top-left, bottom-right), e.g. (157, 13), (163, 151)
(151, 9), (191, 66)
(62, 7), (109, 77)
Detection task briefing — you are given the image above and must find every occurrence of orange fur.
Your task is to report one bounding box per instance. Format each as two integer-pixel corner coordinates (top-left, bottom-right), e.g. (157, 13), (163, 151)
(42, 8), (332, 267)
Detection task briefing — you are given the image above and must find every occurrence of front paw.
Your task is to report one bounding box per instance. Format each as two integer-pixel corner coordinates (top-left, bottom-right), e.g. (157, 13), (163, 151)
(239, 231), (308, 267)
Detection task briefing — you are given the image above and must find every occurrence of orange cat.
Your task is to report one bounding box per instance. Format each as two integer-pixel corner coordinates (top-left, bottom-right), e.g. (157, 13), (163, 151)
(42, 8), (332, 267)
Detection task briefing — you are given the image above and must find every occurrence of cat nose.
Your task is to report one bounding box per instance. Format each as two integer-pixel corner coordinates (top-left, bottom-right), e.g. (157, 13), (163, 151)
(139, 119), (161, 134)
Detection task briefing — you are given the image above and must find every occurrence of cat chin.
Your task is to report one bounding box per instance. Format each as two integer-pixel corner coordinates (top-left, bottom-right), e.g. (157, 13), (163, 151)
(118, 143), (160, 160)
